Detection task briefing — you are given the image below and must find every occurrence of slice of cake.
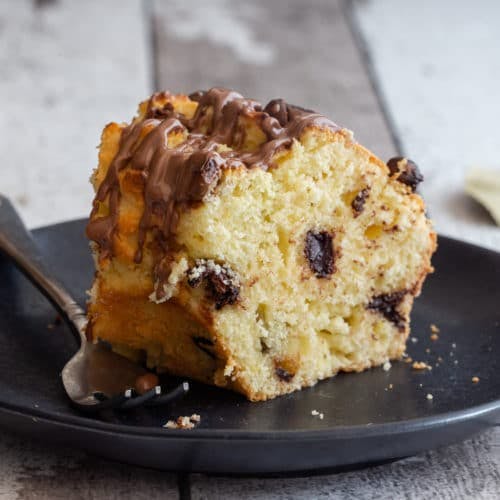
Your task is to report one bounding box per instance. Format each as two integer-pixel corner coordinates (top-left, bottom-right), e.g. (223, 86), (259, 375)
(86, 88), (436, 401)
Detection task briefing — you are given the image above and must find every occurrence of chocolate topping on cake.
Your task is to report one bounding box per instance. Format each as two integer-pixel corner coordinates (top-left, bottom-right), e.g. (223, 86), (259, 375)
(387, 157), (423, 192)
(304, 230), (335, 278)
(86, 88), (340, 299)
(367, 291), (406, 330)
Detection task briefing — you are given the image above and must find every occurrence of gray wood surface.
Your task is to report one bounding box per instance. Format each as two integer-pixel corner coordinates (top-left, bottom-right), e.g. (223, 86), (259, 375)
(152, 0), (397, 160)
(354, 0), (500, 252)
(0, 433), (179, 500)
(0, 0), (150, 228)
(0, 0), (498, 498)
(191, 428), (500, 499)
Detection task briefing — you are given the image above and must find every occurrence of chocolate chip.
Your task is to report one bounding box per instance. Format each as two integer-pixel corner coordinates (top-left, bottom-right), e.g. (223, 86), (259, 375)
(187, 260), (240, 309)
(304, 230), (335, 278)
(134, 373), (159, 395)
(207, 274), (240, 310)
(367, 291), (407, 330)
(260, 338), (270, 353)
(275, 367), (294, 382)
(387, 157), (423, 192)
(264, 98), (289, 126)
(192, 336), (216, 359)
(351, 188), (370, 216)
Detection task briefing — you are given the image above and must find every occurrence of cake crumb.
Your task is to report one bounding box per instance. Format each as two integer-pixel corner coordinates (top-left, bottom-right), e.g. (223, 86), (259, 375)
(410, 337), (418, 344)
(383, 361), (392, 371)
(430, 333), (439, 341)
(311, 410), (324, 419)
(426, 393), (434, 400)
(404, 356), (413, 364)
(454, 360), (458, 365)
(425, 348), (431, 354)
(472, 376), (480, 384)
(451, 343), (456, 349)
(430, 324), (440, 334)
(388, 383), (393, 390)
(164, 414), (201, 430)
(412, 361), (432, 371)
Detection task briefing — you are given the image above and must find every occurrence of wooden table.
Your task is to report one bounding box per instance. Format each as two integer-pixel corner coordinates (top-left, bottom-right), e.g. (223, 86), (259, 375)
(0, 0), (498, 498)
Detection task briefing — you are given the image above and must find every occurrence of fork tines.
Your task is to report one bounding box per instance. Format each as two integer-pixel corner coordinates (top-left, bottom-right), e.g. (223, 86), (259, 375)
(90, 381), (189, 412)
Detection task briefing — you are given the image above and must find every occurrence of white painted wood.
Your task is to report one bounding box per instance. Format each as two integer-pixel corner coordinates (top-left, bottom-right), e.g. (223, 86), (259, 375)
(0, 432), (179, 500)
(0, 0), (150, 228)
(191, 428), (500, 500)
(354, 0), (500, 252)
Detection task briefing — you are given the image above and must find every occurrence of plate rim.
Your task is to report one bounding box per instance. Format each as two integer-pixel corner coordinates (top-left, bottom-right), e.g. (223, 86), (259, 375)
(0, 396), (499, 442)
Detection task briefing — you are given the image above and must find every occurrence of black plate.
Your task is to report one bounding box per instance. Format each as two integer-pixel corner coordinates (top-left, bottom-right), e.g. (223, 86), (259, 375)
(0, 220), (498, 474)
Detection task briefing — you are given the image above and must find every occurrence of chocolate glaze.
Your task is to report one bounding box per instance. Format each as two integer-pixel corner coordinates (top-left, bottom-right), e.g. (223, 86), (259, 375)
(86, 88), (340, 298)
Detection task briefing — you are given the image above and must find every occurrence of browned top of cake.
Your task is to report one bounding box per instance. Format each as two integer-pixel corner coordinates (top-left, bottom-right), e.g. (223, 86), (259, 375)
(86, 88), (340, 270)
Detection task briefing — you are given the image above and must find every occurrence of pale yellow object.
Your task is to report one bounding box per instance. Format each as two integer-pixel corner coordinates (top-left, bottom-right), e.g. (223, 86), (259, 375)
(465, 168), (500, 226)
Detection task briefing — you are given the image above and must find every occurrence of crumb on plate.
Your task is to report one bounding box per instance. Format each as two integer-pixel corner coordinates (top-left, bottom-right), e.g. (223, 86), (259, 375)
(164, 414), (201, 430)
(412, 361), (432, 371)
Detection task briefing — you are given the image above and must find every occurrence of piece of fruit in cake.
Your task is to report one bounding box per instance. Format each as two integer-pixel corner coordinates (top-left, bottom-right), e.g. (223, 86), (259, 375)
(86, 88), (437, 401)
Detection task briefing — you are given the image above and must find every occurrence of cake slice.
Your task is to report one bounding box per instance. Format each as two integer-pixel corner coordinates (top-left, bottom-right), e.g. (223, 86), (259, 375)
(86, 88), (436, 401)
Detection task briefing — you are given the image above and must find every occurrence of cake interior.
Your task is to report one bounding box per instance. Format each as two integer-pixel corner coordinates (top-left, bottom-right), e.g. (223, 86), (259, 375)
(87, 92), (435, 401)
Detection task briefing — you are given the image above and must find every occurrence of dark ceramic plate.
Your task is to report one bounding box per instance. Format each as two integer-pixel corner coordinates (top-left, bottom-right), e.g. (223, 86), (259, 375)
(0, 220), (498, 474)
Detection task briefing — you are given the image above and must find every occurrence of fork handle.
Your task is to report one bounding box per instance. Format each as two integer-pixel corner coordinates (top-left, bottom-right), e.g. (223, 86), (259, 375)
(0, 195), (86, 345)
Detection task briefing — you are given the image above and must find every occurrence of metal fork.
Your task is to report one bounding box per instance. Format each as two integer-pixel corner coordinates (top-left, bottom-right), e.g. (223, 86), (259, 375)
(0, 195), (188, 412)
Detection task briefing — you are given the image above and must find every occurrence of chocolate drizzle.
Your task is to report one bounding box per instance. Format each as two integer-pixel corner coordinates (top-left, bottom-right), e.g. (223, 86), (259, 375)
(86, 88), (340, 299)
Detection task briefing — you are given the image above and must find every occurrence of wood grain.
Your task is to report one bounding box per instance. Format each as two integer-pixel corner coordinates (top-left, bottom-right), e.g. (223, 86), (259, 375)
(190, 428), (500, 500)
(354, 0), (500, 252)
(151, 0), (397, 160)
(0, 433), (179, 500)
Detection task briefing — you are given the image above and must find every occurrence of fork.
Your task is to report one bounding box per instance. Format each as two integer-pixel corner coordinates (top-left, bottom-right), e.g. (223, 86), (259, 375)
(0, 195), (188, 412)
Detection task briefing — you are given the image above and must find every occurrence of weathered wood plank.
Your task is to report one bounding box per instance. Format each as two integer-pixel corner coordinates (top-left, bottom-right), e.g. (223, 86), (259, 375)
(190, 428), (500, 500)
(0, 432), (179, 500)
(354, 0), (500, 252)
(0, 0), (150, 228)
(151, 0), (397, 160)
